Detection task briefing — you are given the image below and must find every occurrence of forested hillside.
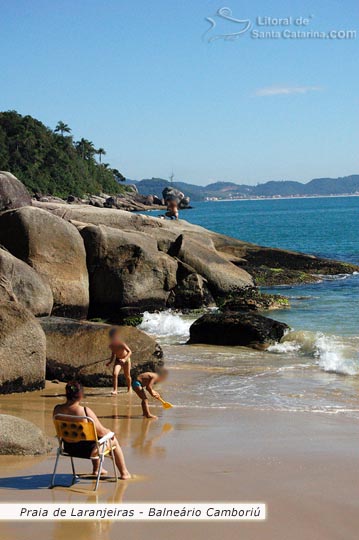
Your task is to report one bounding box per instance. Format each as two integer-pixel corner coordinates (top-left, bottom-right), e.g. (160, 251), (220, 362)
(0, 111), (125, 197)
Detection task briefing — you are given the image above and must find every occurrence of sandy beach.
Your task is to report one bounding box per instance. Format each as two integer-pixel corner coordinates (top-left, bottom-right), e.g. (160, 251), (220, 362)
(1, 368), (358, 540)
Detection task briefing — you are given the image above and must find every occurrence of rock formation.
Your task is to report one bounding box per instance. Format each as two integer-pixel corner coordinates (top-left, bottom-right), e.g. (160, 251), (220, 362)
(162, 186), (191, 209)
(41, 317), (163, 386)
(0, 415), (50, 455)
(0, 206), (89, 318)
(0, 171), (32, 211)
(0, 248), (53, 316)
(188, 311), (289, 349)
(0, 302), (46, 393)
(79, 223), (178, 319)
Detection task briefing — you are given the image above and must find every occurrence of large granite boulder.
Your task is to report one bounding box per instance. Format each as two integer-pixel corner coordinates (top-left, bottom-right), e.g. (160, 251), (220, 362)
(0, 171), (32, 211)
(33, 201), (358, 286)
(188, 311), (289, 349)
(170, 234), (253, 298)
(0, 206), (89, 318)
(162, 187), (190, 209)
(168, 260), (215, 309)
(40, 317), (163, 387)
(170, 272), (214, 309)
(79, 223), (177, 319)
(0, 415), (50, 455)
(0, 248), (53, 316)
(32, 201), (164, 232)
(0, 302), (46, 393)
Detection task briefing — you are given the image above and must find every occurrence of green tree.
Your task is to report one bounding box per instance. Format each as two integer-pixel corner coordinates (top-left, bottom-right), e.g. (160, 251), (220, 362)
(76, 138), (96, 160)
(54, 121), (71, 136)
(96, 147), (106, 164)
(0, 111), (126, 198)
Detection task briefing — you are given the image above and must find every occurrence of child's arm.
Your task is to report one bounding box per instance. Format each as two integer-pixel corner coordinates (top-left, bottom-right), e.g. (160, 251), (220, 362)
(106, 352), (116, 367)
(145, 374), (160, 399)
(120, 341), (132, 361)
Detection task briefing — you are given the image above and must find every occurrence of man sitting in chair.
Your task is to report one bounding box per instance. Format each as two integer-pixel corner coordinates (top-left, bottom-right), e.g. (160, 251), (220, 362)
(53, 381), (131, 480)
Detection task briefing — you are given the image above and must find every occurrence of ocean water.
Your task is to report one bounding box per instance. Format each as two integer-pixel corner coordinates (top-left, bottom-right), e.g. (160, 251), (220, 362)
(140, 197), (359, 416)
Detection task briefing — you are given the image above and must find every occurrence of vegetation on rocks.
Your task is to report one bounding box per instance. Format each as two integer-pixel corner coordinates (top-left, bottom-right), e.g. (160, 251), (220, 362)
(0, 111), (126, 197)
(218, 287), (290, 312)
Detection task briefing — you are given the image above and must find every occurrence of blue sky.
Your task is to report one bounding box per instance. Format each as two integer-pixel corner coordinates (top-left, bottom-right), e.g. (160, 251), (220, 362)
(1, 0), (358, 185)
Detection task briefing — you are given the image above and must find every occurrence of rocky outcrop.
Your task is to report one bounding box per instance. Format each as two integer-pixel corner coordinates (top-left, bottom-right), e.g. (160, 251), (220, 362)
(0, 302), (46, 393)
(169, 234), (253, 298)
(33, 201), (164, 232)
(0, 415), (50, 455)
(28, 202), (359, 293)
(40, 317), (163, 386)
(168, 260), (215, 309)
(219, 287), (290, 311)
(0, 171), (32, 211)
(211, 234), (359, 285)
(0, 206), (89, 318)
(162, 187), (191, 209)
(0, 248), (53, 316)
(188, 311), (289, 349)
(36, 190), (164, 212)
(79, 223), (177, 320)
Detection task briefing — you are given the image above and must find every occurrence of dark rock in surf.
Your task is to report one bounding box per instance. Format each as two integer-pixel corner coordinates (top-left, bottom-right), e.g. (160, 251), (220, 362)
(188, 311), (289, 349)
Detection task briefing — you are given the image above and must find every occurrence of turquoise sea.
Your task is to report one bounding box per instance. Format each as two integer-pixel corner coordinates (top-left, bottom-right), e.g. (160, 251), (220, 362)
(139, 197), (359, 416)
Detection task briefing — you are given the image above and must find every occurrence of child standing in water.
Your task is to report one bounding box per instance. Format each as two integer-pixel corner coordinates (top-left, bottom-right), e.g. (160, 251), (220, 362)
(132, 368), (169, 419)
(107, 328), (132, 394)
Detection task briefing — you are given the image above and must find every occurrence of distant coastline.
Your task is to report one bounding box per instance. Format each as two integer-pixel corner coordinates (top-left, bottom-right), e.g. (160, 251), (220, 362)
(130, 175), (359, 203)
(205, 193), (359, 202)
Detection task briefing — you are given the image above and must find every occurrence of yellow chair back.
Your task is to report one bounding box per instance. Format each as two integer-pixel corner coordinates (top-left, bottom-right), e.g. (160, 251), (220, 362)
(54, 415), (97, 443)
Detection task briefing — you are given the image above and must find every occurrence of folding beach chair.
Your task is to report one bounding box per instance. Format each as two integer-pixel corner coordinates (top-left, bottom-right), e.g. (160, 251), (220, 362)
(51, 413), (118, 491)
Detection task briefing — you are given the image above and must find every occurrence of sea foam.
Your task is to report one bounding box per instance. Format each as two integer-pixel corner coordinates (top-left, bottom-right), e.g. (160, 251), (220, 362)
(138, 310), (193, 341)
(270, 330), (359, 376)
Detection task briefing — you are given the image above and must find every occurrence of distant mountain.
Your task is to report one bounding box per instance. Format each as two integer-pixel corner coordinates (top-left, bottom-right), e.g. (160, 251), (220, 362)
(130, 178), (206, 201)
(126, 175), (359, 201)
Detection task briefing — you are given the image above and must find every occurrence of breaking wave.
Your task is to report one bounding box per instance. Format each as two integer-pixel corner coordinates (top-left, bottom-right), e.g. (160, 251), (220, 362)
(269, 330), (359, 376)
(138, 310), (194, 342)
(139, 311), (359, 376)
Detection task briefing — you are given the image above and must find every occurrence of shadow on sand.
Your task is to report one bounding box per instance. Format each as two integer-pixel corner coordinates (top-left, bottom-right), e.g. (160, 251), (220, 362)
(0, 473), (72, 490)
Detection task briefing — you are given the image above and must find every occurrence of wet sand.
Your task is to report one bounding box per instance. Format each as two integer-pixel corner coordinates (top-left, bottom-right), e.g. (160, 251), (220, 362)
(1, 372), (358, 540)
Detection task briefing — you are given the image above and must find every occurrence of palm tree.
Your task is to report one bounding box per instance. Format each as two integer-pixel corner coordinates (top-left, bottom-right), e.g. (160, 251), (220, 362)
(96, 147), (106, 164)
(76, 138), (95, 159)
(54, 121), (71, 136)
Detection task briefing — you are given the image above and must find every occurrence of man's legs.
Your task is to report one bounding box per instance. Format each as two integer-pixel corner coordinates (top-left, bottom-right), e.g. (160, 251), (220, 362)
(123, 359), (132, 392)
(111, 363), (121, 395)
